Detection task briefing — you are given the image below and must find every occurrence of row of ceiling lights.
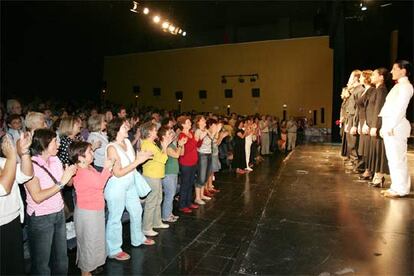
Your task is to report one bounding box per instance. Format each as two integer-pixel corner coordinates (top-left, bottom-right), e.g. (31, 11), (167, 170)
(130, 1), (187, 36)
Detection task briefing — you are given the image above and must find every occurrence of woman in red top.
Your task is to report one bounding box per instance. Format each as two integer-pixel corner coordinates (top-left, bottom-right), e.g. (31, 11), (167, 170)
(69, 141), (114, 276)
(176, 116), (205, 213)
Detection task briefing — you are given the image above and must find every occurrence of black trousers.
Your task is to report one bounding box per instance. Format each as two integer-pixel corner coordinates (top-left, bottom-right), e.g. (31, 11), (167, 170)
(346, 132), (358, 161)
(0, 216), (25, 275)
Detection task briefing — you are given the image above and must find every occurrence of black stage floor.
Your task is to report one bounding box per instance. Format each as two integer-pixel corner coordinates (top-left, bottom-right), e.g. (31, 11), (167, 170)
(68, 144), (414, 275)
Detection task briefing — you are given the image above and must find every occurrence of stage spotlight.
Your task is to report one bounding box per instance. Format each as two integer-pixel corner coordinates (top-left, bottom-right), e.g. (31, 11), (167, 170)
(143, 7), (150, 14)
(182, 31), (187, 36)
(153, 15), (161, 23)
(221, 76), (227, 84)
(169, 25), (175, 32)
(130, 1), (139, 13)
(360, 2), (367, 11)
(238, 76), (245, 83)
(162, 21), (169, 29)
(178, 29), (182, 34)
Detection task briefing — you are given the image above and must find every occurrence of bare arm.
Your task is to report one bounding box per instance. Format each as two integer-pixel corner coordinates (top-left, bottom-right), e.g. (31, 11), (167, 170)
(25, 176), (61, 204)
(0, 137), (17, 195)
(107, 145), (139, 178)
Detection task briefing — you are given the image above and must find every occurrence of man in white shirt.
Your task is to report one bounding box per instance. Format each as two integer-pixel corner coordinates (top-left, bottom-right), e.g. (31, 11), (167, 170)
(379, 60), (413, 198)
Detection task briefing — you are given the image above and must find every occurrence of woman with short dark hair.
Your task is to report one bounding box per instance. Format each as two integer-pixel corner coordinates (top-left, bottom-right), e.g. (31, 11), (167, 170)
(140, 122), (173, 236)
(69, 141), (113, 276)
(25, 128), (77, 275)
(104, 118), (154, 261)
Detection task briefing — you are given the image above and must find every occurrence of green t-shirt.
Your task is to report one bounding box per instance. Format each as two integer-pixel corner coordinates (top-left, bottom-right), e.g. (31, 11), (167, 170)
(165, 143), (179, 175)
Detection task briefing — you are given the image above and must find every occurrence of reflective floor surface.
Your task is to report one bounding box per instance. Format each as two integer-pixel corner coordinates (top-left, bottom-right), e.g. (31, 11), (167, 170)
(67, 144), (414, 275)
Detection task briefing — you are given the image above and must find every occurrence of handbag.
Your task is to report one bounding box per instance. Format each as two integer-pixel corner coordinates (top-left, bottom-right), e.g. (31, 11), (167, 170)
(110, 141), (152, 198)
(32, 160), (71, 219)
(133, 170), (151, 198)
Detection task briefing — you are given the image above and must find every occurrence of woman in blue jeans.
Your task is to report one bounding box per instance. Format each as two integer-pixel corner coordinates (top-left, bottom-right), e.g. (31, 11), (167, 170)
(24, 129), (77, 275)
(159, 127), (187, 222)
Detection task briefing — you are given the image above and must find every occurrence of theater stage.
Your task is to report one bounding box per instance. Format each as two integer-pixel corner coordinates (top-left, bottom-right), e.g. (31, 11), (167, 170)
(68, 144), (414, 275)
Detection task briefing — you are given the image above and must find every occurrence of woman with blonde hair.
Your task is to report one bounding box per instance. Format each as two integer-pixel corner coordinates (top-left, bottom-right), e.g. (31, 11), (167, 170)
(58, 116), (82, 165)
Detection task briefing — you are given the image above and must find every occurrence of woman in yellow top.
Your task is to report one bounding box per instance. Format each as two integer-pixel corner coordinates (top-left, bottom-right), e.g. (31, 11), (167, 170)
(140, 122), (173, 237)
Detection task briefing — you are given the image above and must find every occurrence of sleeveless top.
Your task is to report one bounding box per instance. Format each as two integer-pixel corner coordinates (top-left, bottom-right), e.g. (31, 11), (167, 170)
(105, 139), (135, 181)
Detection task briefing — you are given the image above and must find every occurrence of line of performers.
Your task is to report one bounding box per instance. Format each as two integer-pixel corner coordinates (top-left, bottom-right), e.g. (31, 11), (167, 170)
(340, 60), (413, 198)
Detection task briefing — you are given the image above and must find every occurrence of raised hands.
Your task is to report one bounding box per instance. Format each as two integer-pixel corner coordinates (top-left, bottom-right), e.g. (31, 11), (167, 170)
(61, 164), (77, 185)
(135, 150), (154, 165)
(17, 132), (32, 156)
(1, 135), (17, 160)
(161, 130), (175, 150)
(178, 136), (188, 147)
(91, 140), (102, 151)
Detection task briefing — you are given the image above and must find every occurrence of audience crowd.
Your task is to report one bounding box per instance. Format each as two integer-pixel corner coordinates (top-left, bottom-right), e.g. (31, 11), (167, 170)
(0, 97), (301, 275)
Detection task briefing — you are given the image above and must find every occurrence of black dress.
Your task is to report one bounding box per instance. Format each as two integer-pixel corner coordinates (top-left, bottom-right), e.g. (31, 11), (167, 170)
(366, 85), (389, 174)
(232, 129), (246, 170)
(355, 86), (374, 159)
(340, 96), (349, 157)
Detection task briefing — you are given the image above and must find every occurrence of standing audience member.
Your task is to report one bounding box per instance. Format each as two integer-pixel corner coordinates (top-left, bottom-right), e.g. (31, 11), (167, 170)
(140, 122), (172, 236)
(259, 115), (270, 155)
(104, 118), (154, 261)
(177, 116), (203, 213)
(160, 127), (187, 222)
(194, 116), (213, 204)
(87, 114), (108, 172)
(233, 120), (247, 174)
(0, 134), (33, 275)
(69, 141), (114, 276)
(25, 129), (77, 275)
(286, 117), (298, 151)
(6, 114), (23, 145)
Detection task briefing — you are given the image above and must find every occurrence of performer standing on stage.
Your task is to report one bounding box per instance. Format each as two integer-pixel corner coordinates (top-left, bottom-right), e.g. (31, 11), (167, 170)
(379, 60), (413, 198)
(344, 70), (364, 169)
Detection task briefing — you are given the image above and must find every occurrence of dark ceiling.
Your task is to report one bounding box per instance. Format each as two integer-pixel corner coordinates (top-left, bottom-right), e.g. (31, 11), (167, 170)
(1, 0), (412, 102)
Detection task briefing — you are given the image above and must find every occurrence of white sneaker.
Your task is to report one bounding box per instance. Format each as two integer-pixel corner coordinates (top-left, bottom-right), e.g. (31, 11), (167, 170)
(201, 196), (211, 201)
(194, 199), (206, 205)
(143, 230), (159, 237)
(245, 167), (253, 171)
(154, 223), (170, 229)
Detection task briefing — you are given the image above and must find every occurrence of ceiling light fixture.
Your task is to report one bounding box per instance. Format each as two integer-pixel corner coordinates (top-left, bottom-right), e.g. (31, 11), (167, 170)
(162, 22), (169, 29)
(130, 1), (186, 37)
(130, 1), (139, 13)
(360, 1), (367, 11)
(153, 15), (161, 23)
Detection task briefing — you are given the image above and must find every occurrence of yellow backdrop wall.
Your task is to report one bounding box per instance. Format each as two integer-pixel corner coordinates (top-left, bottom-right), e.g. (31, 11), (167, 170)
(103, 36), (333, 127)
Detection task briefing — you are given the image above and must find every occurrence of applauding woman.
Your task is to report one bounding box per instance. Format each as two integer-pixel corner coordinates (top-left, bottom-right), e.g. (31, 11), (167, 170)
(25, 129), (77, 275)
(104, 118), (154, 261)
(0, 134), (33, 275)
(69, 141), (114, 276)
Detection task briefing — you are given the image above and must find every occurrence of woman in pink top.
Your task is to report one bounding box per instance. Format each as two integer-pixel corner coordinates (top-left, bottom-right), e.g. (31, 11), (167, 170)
(69, 141), (113, 276)
(24, 129), (77, 275)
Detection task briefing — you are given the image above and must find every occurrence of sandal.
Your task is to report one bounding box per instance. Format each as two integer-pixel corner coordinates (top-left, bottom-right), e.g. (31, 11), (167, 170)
(109, 251), (130, 261)
(144, 239), (155, 246)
